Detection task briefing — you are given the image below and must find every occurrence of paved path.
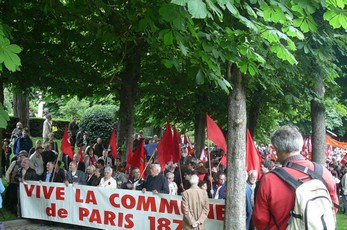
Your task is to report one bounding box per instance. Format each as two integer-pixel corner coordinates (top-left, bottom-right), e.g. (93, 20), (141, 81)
(3, 219), (100, 230)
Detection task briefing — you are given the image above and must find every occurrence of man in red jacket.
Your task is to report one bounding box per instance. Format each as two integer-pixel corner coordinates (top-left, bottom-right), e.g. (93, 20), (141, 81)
(252, 125), (339, 230)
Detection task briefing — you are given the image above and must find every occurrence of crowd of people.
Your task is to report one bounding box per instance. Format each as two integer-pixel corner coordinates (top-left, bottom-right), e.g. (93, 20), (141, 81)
(1, 117), (346, 229)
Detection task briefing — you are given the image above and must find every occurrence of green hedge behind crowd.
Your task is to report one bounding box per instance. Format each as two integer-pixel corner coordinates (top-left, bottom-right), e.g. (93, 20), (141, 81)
(4, 116), (70, 140)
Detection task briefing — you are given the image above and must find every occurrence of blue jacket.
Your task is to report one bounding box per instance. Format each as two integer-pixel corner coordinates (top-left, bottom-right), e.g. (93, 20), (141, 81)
(217, 182), (253, 229)
(0, 179), (5, 208)
(15, 136), (33, 155)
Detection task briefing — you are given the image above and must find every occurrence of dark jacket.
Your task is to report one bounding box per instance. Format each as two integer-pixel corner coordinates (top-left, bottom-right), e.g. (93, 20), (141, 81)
(15, 167), (37, 182)
(86, 174), (98, 186)
(43, 169), (65, 183)
(144, 174), (169, 194)
(90, 176), (102, 186)
(65, 170), (86, 185)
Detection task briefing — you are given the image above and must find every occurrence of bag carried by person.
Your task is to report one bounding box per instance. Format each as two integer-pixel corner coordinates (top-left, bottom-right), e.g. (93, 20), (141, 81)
(272, 162), (336, 230)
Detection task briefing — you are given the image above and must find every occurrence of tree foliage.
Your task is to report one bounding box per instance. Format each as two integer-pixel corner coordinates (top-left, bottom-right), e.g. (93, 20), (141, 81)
(79, 105), (118, 144)
(59, 96), (90, 119)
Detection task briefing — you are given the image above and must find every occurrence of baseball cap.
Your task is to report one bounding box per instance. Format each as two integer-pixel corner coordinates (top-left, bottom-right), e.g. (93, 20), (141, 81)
(18, 150), (28, 157)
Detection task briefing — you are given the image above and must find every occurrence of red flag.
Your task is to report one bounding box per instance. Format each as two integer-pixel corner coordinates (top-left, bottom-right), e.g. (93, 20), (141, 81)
(206, 113), (227, 165)
(183, 135), (193, 157)
(109, 129), (118, 159)
(78, 146), (84, 162)
(172, 124), (181, 163)
(157, 122), (173, 170)
(246, 129), (262, 179)
(61, 126), (74, 160)
(341, 154), (347, 166)
(128, 140), (145, 177)
(301, 136), (312, 160)
(200, 148), (208, 163)
(125, 141), (133, 173)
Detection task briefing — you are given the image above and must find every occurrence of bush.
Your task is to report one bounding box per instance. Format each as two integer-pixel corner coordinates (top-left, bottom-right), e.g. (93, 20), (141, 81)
(79, 105), (118, 144)
(59, 96), (90, 119)
(4, 117), (69, 139)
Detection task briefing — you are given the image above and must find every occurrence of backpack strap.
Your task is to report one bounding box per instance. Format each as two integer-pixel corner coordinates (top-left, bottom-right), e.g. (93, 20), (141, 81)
(284, 161), (339, 209)
(271, 168), (303, 226)
(272, 167), (302, 190)
(284, 161), (329, 189)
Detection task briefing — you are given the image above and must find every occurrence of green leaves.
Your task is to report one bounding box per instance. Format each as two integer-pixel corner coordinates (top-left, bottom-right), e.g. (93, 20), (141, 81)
(282, 26), (305, 40)
(270, 44), (298, 65)
(187, 0), (208, 19)
(0, 36), (22, 72)
(324, 9), (347, 29)
(171, 0), (188, 6)
(0, 103), (9, 129)
(238, 60), (258, 76)
(261, 3), (286, 23)
(293, 15), (317, 32)
(326, 0), (346, 8)
(164, 30), (174, 45)
(196, 69), (205, 84)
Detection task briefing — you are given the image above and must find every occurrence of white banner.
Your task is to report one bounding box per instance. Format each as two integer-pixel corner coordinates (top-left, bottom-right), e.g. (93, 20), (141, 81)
(20, 181), (225, 230)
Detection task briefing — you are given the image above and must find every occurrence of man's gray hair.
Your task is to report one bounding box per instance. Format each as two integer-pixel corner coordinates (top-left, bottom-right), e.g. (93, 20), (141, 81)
(271, 125), (303, 153)
(104, 166), (113, 174)
(189, 174), (199, 185)
(151, 164), (161, 172)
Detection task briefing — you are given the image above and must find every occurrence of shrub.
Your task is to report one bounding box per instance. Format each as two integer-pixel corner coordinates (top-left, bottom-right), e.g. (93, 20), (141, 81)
(79, 105), (118, 144)
(59, 96), (90, 119)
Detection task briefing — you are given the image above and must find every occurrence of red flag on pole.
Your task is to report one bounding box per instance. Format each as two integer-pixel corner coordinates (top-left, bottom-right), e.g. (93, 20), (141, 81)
(78, 146), (84, 162)
(157, 122), (173, 170)
(206, 113), (227, 165)
(125, 141), (133, 173)
(341, 154), (347, 166)
(128, 140), (146, 177)
(172, 124), (181, 163)
(200, 148), (208, 163)
(183, 135), (193, 157)
(61, 126), (74, 160)
(246, 129), (262, 178)
(109, 129), (118, 159)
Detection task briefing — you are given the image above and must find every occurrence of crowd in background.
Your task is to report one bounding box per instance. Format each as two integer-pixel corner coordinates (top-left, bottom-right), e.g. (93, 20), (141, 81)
(1, 116), (347, 228)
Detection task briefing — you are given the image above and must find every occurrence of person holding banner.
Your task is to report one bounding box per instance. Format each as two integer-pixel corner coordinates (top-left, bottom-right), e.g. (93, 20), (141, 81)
(142, 164), (169, 194)
(182, 174), (209, 230)
(123, 167), (144, 190)
(65, 161), (86, 185)
(99, 166), (117, 188)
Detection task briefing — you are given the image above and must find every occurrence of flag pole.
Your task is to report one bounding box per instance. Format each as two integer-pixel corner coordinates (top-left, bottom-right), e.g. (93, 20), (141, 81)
(52, 149), (62, 182)
(139, 150), (156, 179)
(206, 129), (213, 197)
(216, 156), (223, 170)
(178, 160), (184, 191)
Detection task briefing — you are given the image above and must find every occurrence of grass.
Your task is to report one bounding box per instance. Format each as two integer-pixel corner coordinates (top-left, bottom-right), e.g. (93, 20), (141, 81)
(337, 211), (347, 230)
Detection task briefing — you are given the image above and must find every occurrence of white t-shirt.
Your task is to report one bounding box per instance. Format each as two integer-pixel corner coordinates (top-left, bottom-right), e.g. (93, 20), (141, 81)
(168, 182), (178, 195)
(99, 177), (117, 188)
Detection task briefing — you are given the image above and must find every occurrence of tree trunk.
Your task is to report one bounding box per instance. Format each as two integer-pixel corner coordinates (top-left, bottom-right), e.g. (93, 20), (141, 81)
(247, 87), (262, 137)
(0, 75), (4, 153)
(311, 71), (326, 164)
(194, 111), (205, 158)
(117, 44), (141, 161)
(225, 64), (247, 230)
(13, 90), (30, 129)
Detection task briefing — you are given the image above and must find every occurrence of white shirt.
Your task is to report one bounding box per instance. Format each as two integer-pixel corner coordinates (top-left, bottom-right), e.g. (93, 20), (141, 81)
(29, 152), (44, 176)
(342, 173), (347, 195)
(99, 177), (117, 188)
(168, 182), (178, 195)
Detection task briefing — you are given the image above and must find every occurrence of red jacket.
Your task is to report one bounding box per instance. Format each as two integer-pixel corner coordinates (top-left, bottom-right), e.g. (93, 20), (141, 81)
(252, 159), (338, 230)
